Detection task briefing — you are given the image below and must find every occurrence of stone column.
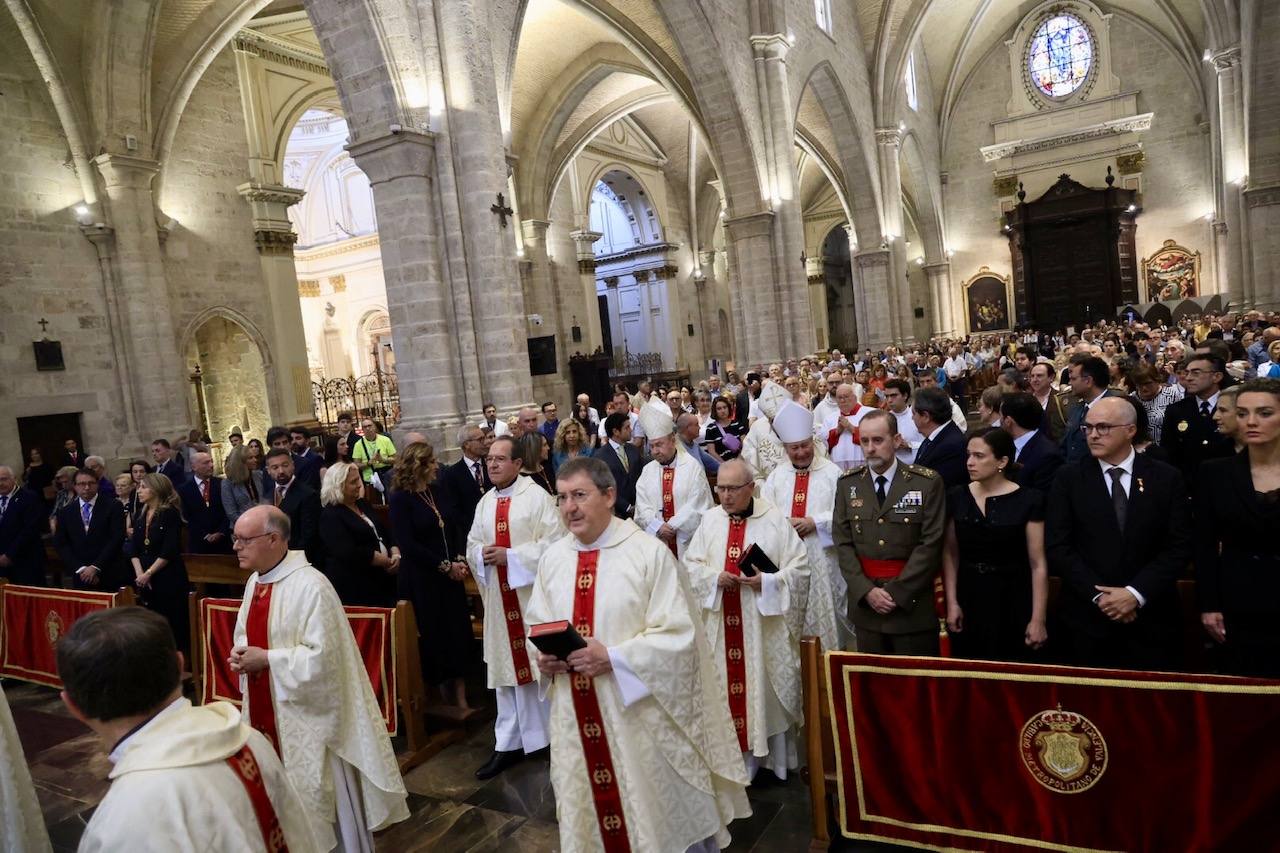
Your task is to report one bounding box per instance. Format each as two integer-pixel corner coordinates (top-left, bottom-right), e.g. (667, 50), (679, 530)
(570, 230), (604, 351)
(434, 0), (533, 410)
(91, 154), (189, 438)
(81, 225), (141, 452)
(843, 224), (868, 349)
(237, 182), (316, 425)
(750, 33), (815, 358)
(875, 128), (914, 344)
(346, 129), (469, 446)
(1212, 47), (1252, 307)
(1245, 186), (1280, 309)
(724, 211), (784, 366)
(520, 218), (569, 400)
(924, 262), (954, 337)
(854, 249), (894, 351)
(807, 255), (829, 352)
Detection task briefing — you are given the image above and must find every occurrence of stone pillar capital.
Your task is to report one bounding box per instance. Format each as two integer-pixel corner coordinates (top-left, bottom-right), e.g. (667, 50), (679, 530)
(923, 261), (952, 276)
(520, 219), (552, 242)
(854, 248), (892, 269)
(236, 182), (305, 207)
(874, 127), (903, 148)
(722, 210), (775, 241)
(92, 154), (160, 190)
(253, 230), (299, 256)
(1210, 46), (1241, 73)
(345, 128), (437, 186)
(749, 33), (790, 60)
(569, 230), (603, 254)
(79, 223), (116, 253)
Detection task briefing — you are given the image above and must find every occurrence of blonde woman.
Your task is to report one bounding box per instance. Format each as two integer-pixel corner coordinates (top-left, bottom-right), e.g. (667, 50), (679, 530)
(130, 473), (190, 652)
(221, 445), (264, 525)
(552, 418), (589, 470)
(319, 462), (400, 606)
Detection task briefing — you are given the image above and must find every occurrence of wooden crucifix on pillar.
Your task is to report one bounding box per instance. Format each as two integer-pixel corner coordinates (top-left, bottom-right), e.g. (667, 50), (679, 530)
(490, 193), (514, 228)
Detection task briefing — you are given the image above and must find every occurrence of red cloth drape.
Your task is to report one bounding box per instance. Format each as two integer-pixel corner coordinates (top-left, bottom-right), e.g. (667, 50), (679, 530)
(198, 596), (398, 735)
(0, 584), (119, 686)
(825, 652), (1280, 851)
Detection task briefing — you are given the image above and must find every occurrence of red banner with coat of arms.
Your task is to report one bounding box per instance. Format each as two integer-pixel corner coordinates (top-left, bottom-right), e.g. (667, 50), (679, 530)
(198, 597), (399, 735)
(825, 653), (1280, 851)
(0, 584), (123, 687)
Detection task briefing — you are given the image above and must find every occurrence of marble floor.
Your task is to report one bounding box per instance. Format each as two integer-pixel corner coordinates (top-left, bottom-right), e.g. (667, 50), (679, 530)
(7, 679), (914, 852)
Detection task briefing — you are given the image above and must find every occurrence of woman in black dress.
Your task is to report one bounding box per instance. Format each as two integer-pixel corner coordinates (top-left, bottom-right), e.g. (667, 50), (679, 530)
(388, 442), (476, 709)
(130, 473), (191, 652)
(319, 462), (400, 606)
(942, 427), (1049, 661)
(517, 432), (555, 493)
(1195, 378), (1280, 677)
(704, 396), (746, 461)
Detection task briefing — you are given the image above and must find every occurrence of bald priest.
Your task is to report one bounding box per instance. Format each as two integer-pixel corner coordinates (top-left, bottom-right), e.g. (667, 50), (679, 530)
(526, 456), (751, 853)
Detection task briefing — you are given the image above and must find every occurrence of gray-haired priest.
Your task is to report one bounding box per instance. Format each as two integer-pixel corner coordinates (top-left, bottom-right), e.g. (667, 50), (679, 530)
(633, 399), (714, 560)
(682, 459), (810, 783)
(526, 456), (750, 853)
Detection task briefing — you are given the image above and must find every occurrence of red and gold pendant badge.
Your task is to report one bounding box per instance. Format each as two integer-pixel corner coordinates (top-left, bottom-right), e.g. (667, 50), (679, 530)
(1019, 706), (1108, 793)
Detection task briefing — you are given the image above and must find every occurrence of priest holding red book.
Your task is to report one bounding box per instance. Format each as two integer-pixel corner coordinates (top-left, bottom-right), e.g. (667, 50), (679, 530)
(526, 456), (750, 853)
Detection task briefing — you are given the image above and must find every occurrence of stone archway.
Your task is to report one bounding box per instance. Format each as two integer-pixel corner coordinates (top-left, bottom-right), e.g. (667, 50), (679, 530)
(184, 315), (272, 445)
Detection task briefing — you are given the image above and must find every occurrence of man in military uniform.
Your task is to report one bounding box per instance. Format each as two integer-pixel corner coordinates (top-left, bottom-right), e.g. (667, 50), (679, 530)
(832, 410), (946, 655)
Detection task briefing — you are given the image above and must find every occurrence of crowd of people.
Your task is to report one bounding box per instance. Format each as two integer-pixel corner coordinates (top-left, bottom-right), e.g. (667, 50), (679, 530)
(1, 308), (1278, 853)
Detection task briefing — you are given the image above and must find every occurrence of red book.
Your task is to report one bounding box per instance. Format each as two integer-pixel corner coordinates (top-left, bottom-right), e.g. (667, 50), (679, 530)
(528, 620), (588, 660)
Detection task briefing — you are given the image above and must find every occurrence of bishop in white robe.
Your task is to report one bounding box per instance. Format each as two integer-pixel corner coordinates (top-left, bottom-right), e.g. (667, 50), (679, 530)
(526, 456), (750, 852)
(230, 507), (408, 852)
(822, 383), (872, 472)
(466, 436), (565, 777)
(633, 400), (713, 560)
(1, 684), (51, 853)
(683, 460), (809, 780)
(763, 401), (848, 651)
(741, 380), (791, 487)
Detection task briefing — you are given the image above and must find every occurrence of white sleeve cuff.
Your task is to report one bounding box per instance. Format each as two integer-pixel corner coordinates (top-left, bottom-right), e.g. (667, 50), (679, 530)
(756, 572), (789, 616)
(815, 518), (834, 548)
(505, 550), (535, 588)
(643, 517), (663, 535)
(468, 545), (487, 586)
(1125, 585), (1147, 608)
(703, 580), (722, 611)
(608, 648), (651, 708)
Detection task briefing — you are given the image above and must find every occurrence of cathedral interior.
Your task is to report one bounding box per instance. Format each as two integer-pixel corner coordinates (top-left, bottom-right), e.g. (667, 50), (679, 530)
(0, 0), (1274, 461)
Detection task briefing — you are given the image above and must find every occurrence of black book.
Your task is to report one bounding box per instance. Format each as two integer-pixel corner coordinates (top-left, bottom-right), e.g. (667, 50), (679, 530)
(738, 543), (779, 577)
(528, 620), (588, 660)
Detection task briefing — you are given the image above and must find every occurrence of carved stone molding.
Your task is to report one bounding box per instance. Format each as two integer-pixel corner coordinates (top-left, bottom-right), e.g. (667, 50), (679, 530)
(723, 210), (774, 241)
(993, 175), (1020, 197)
(854, 249), (891, 269)
(1244, 184), (1280, 209)
(649, 264), (680, 281)
(1116, 151), (1146, 175)
(329, 274), (346, 293)
(232, 30), (328, 77)
(1210, 46), (1241, 73)
(298, 279), (320, 298)
(874, 127), (903, 147)
(807, 274), (825, 285)
(578, 258), (597, 274)
(237, 182), (306, 207)
(980, 113), (1153, 163)
(254, 229), (298, 256)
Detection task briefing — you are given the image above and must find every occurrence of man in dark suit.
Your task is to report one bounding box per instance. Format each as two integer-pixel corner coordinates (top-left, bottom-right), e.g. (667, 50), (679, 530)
(53, 468), (126, 589)
(1060, 355), (1120, 463)
(289, 425), (324, 492)
(1160, 354), (1236, 480)
(177, 452), (230, 554)
(910, 387), (968, 489)
(735, 372), (762, 432)
(263, 448), (324, 568)
(1002, 391), (1064, 493)
(151, 438), (187, 486)
(60, 438), (86, 469)
(1047, 397), (1191, 671)
(591, 412), (641, 518)
(0, 465), (46, 586)
(438, 425), (491, 554)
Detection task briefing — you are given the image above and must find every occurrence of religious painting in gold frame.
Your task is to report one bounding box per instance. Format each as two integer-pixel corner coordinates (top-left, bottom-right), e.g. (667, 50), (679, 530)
(1142, 240), (1200, 302)
(962, 267), (1013, 333)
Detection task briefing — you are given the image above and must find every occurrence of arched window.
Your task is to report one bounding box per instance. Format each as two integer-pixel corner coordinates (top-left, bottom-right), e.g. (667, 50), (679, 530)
(1026, 13), (1093, 99)
(815, 0), (832, 35)
(904, 52), (919, 111)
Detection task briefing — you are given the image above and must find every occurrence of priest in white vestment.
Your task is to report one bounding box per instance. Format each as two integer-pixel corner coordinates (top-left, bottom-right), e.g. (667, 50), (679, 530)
(821, 383), (873, 472)
(1, 684), (51, 853)
(741, 381), (791, 487)
(763, 402), (847, 651)
(633, 399), (714, 560)
(466, 435), (565, 778)
(683, 460), (809, 781)
(55, 606), (320, 852)
(229, 506), (408, 852)
(526, 456), (751, 852)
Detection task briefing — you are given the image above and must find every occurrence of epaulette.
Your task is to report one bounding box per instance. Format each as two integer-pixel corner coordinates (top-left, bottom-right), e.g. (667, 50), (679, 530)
(839, 465), (867, 478)
(904, 464), (936, 479)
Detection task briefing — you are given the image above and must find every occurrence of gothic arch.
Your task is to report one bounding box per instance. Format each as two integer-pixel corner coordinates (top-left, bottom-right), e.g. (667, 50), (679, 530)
(898, 130), (944, 260)
(178, 306), (275, 373)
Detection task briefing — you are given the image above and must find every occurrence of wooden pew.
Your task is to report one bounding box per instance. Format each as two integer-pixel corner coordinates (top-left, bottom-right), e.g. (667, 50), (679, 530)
(800, 637), (835, 852)
(183, 553), (253, 596)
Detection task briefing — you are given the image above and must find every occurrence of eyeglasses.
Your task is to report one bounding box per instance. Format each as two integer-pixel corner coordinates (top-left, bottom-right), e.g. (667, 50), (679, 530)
(555, 489), (604, 507)
(232, 532), (274, 548)
(714, 482), (753, 494)
(1080, 422), (1131, 436)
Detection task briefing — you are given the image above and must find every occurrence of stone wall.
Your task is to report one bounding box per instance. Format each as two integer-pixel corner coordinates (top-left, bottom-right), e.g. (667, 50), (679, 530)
(0, 16), (127, 464)
(944, 15), (1213, 329)
(186, 316), (271, 444)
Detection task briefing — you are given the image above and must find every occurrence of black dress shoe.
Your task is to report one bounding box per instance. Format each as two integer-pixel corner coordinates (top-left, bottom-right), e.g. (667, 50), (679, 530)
(475, 750), (524, 780)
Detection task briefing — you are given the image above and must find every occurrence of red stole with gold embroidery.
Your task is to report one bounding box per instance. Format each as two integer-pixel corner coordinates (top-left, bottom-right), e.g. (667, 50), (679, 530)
(722, 517), (749, 751)
(494, 496), (533, 685)
(659, 467), (678, 557)
(225, 743), (289, 851)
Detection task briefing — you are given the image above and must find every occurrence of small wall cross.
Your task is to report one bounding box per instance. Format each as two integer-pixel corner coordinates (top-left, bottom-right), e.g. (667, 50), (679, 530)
(491, 193), (514, 228)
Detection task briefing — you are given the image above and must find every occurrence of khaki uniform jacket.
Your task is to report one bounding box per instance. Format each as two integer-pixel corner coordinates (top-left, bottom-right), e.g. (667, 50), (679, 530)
(832, 463), (945, 635)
